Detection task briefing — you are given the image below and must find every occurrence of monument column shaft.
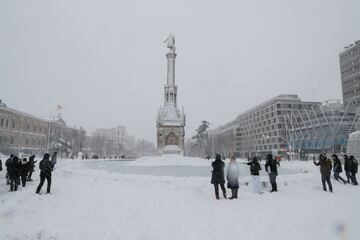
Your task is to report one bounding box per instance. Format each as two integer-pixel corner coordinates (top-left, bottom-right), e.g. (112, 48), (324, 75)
(166, 52), (176, 86)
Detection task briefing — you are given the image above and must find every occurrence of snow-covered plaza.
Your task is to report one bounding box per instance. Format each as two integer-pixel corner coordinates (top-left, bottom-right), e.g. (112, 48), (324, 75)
(1, 155), (359, 240)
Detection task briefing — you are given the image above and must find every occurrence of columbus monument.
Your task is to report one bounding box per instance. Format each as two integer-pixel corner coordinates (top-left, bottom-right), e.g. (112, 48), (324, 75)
(156, 34), (186, 155)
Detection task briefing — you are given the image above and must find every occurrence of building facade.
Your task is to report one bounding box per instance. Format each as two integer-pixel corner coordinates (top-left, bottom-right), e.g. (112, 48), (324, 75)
(156, 34), (186, 155)
(92, 126), (127, 148)
(207, 95), (320, 158)
(0, 100), (85, 157)
(340, 39), (360, 107)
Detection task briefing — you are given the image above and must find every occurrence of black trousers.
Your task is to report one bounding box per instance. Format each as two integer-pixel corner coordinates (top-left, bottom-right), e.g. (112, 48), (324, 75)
(321, 175), (332, 192)
(269, 173), (278, 191)
(345, 170), (351, 183)
(10, 175), (19, 191)
(36, 172), (52, 193)
(21, 174), (27, 187)
(214, 183), (226, 196)
(351, 173), (358, 185)
(333, 171), (346, 184)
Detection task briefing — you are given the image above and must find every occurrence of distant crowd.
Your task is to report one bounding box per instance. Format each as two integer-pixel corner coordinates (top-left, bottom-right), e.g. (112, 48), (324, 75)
(210, 153), (358, 200)
(0, 152), (58, 194)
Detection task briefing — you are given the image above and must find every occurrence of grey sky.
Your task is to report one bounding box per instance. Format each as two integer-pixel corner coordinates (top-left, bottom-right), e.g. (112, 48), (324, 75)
(1, 0), (359, 143)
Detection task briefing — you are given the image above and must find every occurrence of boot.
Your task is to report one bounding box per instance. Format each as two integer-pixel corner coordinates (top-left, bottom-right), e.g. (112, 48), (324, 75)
(215, 192), (219, 200)
(229, 189), (235, 199)
(223, 191), (227, 199)
(270, 183), (275, 192)
(234, 189), (238, 198)
(274, 184), (278, 192)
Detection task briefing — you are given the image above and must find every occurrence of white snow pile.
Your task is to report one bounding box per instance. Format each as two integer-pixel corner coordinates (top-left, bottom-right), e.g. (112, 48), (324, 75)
(0, 157), (360, 240)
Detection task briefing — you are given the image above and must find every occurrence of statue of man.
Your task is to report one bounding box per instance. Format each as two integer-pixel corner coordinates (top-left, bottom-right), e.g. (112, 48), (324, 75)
(165, 34), (175, 51)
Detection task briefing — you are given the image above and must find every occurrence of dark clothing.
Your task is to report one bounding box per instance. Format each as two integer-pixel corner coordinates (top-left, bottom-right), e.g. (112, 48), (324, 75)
(332, 155), (346, 184)
(314, 159), (332, 176)
(27, 156), (37, 181)
(211, 159), (225, 184)
(39, 158), (54, 177)
(321, 175), (333, 192)
(247, 161), (261, 176)
(333, 157), (342, 173)
(269, 172), (278, 192)
(314, 158), (333, 192)
(36, 172), (51, 194)
(334, 172), (347, 184)
(0, 159), (2, 171)
(36, 155), (54, 193)
(214, 183), (226, 199)
(350, 159), (358, 185)
(20, 161), (30, 187)
(265, 159), (280, 175)
(7, 157), (21, 192)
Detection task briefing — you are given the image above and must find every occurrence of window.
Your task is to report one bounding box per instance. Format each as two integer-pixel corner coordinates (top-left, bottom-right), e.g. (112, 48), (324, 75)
(12, 120), (15, 128)
(6, 119), (9, 127)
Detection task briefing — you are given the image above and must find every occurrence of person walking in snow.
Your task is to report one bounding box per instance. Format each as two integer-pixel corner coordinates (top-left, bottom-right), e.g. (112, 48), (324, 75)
(226, 154), (239, 199)
(349, 155), (358, 185)
(247, 156), (262, 194)
(20, 158), (30, 187)
(211, 153), (227, 200)
(27, 155), (36, 181)
(36, 153), (54, 194)
(332, 154), (346, 184)
(313, 154), (333, 192)
(5, 154), (14, 185)
(265, 153), (280, 192)
(7, 156), (21, 192)
(344, 155), (352, 184)
(0, 158), (2, 172)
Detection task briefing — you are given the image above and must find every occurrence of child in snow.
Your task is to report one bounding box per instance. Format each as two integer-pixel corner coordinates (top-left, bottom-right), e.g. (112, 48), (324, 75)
(247, 156), (262, 194)
(211, 153), (227, 200)
(226, 154), (239, 199)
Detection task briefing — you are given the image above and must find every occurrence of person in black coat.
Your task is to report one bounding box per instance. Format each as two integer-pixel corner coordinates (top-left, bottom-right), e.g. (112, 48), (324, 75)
(349, 155), (358, 185)
(211, 153), (227, 199)
(5, 154), (14, 185)
(247, 156), (262, 194)
(0, 158), (2, 172)
(7, 156), (21, 191)
(343, 155), (352, 183)
(27, 155), (37, 181)
(20, 158), (30, 187)
(265, 154), (280, 192)
(314, 154), (333, 192)
(332, 154), (346, 184)
(36, 153), (54, 194)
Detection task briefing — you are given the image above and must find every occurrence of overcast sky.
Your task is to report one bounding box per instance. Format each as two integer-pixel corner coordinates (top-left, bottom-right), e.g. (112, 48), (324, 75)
(1, 0), (359, 143)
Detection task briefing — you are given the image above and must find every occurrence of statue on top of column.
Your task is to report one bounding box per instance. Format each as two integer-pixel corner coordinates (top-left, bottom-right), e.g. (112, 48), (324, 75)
(164, 34), (175, 52)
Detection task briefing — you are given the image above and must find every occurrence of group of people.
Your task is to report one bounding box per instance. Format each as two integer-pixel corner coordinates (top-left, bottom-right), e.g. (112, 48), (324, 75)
(210, 152), (358, 200)
(210, 153), (280, 199)
(0, 151), (58, 194)
(313, 153), (358, 193)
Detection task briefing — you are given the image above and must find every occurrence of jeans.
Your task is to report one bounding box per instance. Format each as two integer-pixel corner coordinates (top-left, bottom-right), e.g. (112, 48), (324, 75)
(252, 175), (262, 193)
(36, 172), (52, 193)
(214, 183), (226, 197)
(321, 175), (332, 192)
(269, 172), (278, 191)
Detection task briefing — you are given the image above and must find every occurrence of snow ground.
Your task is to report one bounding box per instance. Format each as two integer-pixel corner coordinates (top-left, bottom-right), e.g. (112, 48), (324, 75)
(0, 156), (359, 240)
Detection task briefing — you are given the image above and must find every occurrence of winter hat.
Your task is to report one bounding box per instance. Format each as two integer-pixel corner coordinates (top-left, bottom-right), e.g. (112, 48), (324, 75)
(252, 156), (259, 162)
(266, 154), (273, 161)
(43, 153), (51, 160)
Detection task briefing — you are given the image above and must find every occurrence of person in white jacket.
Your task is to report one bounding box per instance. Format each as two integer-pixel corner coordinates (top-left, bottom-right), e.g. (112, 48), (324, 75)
(226, 154), (239, 199)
